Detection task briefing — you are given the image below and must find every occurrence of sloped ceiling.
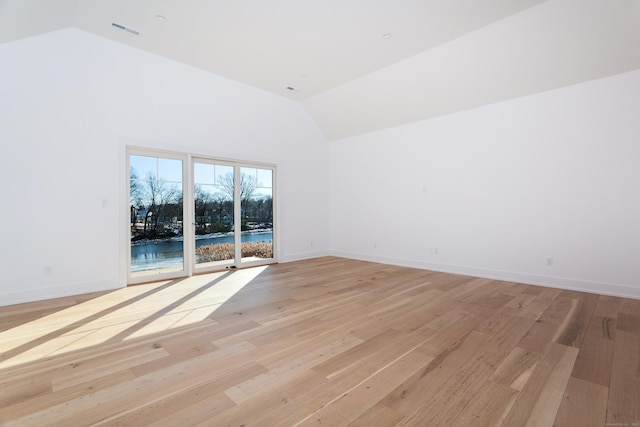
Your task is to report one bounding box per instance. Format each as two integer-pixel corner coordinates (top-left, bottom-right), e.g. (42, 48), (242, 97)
(1, 0), (639, 140)
(305, 0), (640, 139)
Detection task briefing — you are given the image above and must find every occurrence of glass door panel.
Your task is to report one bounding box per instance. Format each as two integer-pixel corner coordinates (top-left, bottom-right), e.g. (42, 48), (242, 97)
(193, 160), (235, 270)
(128, 149), (275, 284)
(129, 154), (185, 279)
(240, 166), (274, 264)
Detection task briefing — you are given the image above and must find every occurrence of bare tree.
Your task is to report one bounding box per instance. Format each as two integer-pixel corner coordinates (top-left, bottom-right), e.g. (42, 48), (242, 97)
(194, 184), (215, 232)
(130, 167), (143, 224)
(217, 172), (257, 215)
(213, 192), (230, 223)
(139, 172), (181, 237)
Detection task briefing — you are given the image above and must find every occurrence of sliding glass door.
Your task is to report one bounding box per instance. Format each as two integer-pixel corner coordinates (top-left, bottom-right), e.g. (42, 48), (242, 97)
(128, 151), (186, 281)
(238, 166), (274, 265)
(127, 148), (275, 283)
(193, 159), (236, 270)
(192, 160), (275, 273)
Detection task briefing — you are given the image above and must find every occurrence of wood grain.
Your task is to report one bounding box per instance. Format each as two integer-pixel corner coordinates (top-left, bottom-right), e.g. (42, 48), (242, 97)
(0, 257), (637, 426)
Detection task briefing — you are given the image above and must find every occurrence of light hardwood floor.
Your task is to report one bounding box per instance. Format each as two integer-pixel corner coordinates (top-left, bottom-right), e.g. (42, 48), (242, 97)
(0, 257), (638, 426)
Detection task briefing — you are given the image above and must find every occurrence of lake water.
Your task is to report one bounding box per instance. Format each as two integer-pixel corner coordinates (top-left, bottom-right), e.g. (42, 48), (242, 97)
(131, 231), (272, 272)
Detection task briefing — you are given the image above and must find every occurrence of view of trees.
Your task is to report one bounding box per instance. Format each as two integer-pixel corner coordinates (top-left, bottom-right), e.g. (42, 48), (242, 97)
(131, 167), (273, 242)
(130, 167), (183, 241)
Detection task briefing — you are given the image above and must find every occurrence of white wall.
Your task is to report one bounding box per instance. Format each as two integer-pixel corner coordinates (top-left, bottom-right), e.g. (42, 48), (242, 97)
(305, 0), (640, 140)
(330, 70), (640, 298)
(2, 28), (639, 307)
(0, 28), (330, 306)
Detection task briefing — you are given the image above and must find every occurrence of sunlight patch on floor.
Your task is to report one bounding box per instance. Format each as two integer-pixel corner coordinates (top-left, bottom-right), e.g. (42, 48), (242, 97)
(0, 266), (269, 369)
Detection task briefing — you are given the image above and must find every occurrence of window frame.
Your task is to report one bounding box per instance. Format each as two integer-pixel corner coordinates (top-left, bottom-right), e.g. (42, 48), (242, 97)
(126, 146), (277, 285)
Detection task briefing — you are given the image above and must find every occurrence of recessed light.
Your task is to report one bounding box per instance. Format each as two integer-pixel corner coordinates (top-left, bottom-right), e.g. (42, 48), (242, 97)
(382, 33), (392, 39)
(155, 14), (167, 21)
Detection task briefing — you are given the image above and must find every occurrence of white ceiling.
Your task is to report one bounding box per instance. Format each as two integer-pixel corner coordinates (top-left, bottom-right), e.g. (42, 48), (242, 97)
(1, 0), (639, 139)
(0, 0), (547, 99)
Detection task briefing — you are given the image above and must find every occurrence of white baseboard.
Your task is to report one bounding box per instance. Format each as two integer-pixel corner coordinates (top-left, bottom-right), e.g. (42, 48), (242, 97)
(279, 250), (332, 264)
(4, 252), (636, 307)
(1, 280), (122, 307)
(330, 251), (640, 300)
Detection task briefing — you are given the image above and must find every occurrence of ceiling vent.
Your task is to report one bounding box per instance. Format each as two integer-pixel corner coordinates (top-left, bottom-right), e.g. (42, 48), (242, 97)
(111, 22), (140, 36)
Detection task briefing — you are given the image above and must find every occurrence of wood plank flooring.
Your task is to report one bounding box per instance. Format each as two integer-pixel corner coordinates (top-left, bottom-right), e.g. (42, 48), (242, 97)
(0, 257), (638, 426)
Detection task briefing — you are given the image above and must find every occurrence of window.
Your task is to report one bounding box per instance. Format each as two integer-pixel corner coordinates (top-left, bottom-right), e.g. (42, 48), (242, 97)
(127, 147), (276, 284)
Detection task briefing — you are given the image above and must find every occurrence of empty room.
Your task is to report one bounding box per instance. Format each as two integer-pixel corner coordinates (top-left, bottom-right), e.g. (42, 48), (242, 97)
(1, 0), (639, 425)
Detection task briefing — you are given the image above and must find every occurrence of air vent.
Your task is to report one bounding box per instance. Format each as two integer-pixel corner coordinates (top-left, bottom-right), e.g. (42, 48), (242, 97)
(111, 22), (140, 36)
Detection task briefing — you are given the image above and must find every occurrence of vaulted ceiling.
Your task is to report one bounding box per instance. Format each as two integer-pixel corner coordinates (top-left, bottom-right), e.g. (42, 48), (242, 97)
(2, 0), (639, 139)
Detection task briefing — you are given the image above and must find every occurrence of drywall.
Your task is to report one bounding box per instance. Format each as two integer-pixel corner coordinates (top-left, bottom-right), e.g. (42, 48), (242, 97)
(305, 0), (640, 140)
(0, 28), (330, 306)
(330, 70), (640, 298)
(0, 0), (77, 44)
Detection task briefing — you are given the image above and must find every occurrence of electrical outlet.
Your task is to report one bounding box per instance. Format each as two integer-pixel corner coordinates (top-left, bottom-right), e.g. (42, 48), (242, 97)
(546, 257), (553, 267)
